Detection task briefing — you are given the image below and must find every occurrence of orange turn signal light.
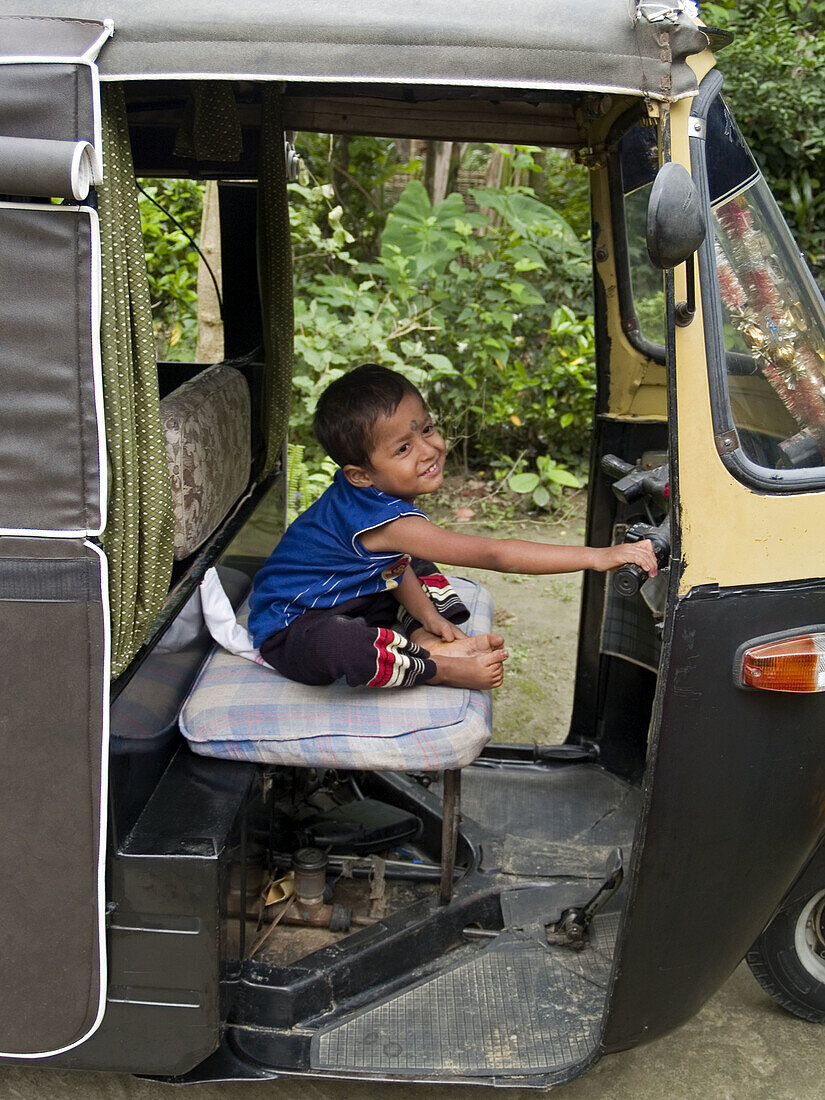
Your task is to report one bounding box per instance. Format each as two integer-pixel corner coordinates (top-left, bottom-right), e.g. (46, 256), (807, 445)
(740, 633), (825, 693)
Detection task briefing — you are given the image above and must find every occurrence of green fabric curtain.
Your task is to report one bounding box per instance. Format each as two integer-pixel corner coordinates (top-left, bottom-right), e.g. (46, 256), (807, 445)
(257, 87), (294, 476)
(98, 83), (174, 678)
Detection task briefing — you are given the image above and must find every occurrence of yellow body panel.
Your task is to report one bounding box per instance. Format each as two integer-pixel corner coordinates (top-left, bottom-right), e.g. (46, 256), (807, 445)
(590, 163), (668, 423)
(590, 43), (825, 594)
(667, 91), (825, 593)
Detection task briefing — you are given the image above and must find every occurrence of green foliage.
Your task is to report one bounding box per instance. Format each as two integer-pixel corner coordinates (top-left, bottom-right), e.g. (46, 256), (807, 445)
(381, 181), (487, 277)
(508, 455), (581, 510)
(286, 442), (337, 521)
(136, 138), (598, 504)
(537, 148), (592, 241)
(137, 179), (203, 360)
(702, 1), (825, 279)
(290, 173), (596, 484)
(296, 132), (411, 259)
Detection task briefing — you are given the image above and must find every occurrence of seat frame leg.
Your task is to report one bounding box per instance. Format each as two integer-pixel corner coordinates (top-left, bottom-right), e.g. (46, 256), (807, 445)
(440, 768), (461, 905)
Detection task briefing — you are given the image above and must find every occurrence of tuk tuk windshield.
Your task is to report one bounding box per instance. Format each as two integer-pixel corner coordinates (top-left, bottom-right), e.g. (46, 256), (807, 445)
(707, 96), (825, 475)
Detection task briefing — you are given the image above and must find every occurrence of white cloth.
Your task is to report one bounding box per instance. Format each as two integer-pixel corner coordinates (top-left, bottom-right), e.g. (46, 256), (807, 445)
(199, 567), (265, 664)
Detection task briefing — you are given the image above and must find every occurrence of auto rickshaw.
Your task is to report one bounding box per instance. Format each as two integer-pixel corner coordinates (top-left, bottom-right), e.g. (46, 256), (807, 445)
(1, 0), (824, 1088)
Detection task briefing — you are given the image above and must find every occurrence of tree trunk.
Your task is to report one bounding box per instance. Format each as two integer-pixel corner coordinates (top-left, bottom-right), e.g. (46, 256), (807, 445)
(424, 140), (437, 201)
(479, 144), (513, 227)
(195, 180), (224, 363)
(430, 141), (454, 203)
(332, 134), (351, 207)
(485, 144), (510, 190)
(447, 142), (466, 198)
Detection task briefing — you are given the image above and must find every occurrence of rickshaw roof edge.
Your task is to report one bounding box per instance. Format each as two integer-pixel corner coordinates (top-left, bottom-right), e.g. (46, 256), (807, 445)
(1, 2), (710, 102)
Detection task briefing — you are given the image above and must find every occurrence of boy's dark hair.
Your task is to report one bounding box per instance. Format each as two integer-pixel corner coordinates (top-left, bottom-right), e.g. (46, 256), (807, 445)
(313, 364), (423, 468)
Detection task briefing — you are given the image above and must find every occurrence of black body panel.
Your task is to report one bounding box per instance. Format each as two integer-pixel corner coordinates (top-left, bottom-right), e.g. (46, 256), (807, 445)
(569, 417), (667, 780)
(48, 749), (256, 1074)
(604, 579), (825, 1050)
(0, 537), (105, 1056)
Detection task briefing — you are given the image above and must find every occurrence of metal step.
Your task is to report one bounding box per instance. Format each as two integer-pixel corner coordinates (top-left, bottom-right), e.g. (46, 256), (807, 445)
(312, 913), (619, 1078)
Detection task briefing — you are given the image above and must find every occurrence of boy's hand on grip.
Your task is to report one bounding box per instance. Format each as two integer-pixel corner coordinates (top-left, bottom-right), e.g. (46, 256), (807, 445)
(593, 539), (658, 578)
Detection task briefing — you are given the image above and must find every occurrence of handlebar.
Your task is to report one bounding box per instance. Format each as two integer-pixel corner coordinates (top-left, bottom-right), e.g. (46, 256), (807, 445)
(612, 516), (671, 597)
(600, 454), (671, 597)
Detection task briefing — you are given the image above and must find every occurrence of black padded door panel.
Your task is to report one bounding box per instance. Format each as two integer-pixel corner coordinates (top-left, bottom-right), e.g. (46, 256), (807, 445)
(0, 537), (107, 1056)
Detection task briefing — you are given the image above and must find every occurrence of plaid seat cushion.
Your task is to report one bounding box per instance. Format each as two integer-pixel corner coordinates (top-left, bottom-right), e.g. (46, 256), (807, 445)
(180, 577), (493, 771)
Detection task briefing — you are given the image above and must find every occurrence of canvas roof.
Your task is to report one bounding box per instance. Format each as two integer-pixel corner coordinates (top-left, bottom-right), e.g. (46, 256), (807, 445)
(2, 2), (710, 101)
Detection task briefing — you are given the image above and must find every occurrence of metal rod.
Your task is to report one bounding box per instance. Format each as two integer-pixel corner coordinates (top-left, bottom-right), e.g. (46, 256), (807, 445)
(238, 800), (247, 960)
(270, 853), (461, 882)
(440, 768), (461, 905)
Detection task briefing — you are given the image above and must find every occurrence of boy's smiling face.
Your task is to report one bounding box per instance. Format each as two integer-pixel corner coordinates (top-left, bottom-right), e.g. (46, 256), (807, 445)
(344, 392), (446, 502)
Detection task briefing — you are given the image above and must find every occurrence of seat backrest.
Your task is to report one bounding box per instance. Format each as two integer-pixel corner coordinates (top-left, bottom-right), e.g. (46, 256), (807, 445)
(160, 363), (251, 559)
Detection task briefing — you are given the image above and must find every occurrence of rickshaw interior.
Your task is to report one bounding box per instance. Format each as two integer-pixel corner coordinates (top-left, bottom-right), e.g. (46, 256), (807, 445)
(101, 77), (674, 1084)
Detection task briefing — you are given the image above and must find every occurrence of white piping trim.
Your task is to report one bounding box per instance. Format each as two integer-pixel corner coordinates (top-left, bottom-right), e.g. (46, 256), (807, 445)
(0, 199), (82, 211)
(0, 540), (111, 1058)
(0, 22), (112, 66)
(0, 528), (91, 539)
(89, 59), (104, 184)
(95, 71), (697, 102)
(80, 20), (114, 64)
(0, 54), (100, 65)
(87, 205), (107, 534)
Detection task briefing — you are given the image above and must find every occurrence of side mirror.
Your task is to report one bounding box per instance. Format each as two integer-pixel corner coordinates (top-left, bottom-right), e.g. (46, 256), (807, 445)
(646, 162), (706, 270)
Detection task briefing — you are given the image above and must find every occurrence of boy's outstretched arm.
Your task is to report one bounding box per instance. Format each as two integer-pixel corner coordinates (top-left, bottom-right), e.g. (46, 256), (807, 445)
(362, 516), (659, 578)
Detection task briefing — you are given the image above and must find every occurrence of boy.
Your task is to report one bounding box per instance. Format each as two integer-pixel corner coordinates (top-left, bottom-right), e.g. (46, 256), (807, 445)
(248, 365), (656, 691)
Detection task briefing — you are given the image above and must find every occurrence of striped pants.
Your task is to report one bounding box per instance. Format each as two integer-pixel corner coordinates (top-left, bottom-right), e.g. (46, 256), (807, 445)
(258, 559), (469, 688)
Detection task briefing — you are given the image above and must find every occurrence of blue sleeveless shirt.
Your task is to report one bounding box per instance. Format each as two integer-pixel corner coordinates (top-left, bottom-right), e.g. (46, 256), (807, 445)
(247, 470), (425, 646)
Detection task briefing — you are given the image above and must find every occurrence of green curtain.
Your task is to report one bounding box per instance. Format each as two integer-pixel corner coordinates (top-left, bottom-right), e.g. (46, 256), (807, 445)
(257, 87), (294, 475)
(98, 84), (174, 678)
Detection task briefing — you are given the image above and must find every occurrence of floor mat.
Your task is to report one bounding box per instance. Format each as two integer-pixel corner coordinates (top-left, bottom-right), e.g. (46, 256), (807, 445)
(438, 763), (640, 878)
(312, 914), (619, 1077)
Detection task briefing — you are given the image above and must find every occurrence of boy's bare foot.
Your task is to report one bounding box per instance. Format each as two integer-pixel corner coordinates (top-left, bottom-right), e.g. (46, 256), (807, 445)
(410, 629), (505, 658)
(428, 648), (508, 690)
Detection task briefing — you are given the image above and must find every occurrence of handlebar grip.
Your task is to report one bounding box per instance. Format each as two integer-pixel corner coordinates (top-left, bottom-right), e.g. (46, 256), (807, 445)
(601, 454), (635, 480)
(612, 562), (648, 598)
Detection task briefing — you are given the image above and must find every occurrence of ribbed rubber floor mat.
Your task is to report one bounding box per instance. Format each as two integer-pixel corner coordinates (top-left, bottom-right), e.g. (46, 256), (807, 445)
(312, 914), (618, 1077)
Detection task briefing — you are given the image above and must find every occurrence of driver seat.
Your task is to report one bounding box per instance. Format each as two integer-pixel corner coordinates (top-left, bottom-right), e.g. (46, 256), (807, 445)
(179, 573), (495, 903)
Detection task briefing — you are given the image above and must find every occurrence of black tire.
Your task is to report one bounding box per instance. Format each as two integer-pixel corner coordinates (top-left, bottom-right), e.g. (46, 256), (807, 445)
(746, 888), (825, 1023)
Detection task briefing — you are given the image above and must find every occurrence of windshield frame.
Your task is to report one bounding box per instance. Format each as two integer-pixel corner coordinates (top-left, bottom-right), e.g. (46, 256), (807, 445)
(607, 104), (668, 366)
(692, 68), (825, 493)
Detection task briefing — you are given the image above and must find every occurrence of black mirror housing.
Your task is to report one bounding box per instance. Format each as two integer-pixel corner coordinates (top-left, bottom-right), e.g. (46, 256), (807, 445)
(646, 162), (707, 269)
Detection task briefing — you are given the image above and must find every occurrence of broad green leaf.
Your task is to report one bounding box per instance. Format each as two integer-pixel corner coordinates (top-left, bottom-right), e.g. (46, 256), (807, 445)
(471, 188), (585, 254)
(422, 353), (457, 375)
(546, 468), (581, 488)
(509, 473), (540, 493)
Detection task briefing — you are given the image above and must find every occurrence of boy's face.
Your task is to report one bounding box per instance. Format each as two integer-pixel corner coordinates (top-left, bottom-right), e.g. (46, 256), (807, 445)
(344, 392), (446, 502)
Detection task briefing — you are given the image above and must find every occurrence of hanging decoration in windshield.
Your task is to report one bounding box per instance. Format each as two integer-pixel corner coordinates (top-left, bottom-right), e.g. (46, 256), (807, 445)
(708, 98), (825, 472)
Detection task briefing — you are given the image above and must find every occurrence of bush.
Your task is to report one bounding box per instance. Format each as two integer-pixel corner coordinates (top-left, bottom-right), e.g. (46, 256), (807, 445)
(137, 179), (204, 360)
(290, 174), (595, 481)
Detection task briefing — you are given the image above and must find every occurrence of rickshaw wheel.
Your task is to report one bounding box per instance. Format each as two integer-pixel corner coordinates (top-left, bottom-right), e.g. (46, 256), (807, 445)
(746, 889), (825, 1023)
